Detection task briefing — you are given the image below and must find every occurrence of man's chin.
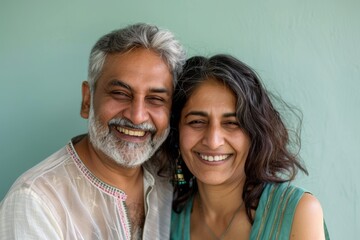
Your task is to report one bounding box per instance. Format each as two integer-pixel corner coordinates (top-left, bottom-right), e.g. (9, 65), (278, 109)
(103, 147), (153, 169)
(114, 161), (144, 169)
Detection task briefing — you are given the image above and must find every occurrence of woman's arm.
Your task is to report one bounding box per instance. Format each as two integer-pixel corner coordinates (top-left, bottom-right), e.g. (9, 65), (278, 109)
(290, 193), (326, 239)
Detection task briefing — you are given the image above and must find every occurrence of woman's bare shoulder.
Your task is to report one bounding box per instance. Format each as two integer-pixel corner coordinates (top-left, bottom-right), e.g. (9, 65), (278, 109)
(290, 193), (326, 239)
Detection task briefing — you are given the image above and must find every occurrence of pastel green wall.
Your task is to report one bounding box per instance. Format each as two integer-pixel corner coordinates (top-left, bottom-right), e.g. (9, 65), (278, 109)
(1, 0), (359, 238)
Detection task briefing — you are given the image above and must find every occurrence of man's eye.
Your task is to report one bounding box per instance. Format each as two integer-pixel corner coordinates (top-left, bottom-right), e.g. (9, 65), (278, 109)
(111, 91), (131, 98)
(224, 121), (240, 128)
(147, 96), (166, 106)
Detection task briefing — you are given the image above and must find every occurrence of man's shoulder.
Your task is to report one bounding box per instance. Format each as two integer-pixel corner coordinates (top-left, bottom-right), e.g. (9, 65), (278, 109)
(6, 144), (74, 195)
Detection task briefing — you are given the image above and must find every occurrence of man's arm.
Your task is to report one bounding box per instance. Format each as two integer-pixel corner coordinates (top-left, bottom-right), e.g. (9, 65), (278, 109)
(0, 188), (63, 240)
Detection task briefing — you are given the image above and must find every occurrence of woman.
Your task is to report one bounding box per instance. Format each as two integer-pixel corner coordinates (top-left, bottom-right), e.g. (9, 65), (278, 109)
(170, 54), (329, 239)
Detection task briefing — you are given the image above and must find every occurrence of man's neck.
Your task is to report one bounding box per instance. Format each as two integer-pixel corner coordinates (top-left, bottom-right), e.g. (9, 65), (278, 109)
(73, 135), (144, 192)
(74, 135), (146, 237)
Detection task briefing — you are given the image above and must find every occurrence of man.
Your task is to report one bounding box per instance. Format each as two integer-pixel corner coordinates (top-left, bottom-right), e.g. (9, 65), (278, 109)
(0, 23), (186, 239)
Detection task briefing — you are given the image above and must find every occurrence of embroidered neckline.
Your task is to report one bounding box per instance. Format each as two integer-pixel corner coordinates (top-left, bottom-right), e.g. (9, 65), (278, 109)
(66, 141), (127, 201)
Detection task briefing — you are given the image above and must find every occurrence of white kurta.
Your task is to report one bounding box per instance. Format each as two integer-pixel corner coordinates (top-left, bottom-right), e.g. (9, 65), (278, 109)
(0, 137), (173, 240)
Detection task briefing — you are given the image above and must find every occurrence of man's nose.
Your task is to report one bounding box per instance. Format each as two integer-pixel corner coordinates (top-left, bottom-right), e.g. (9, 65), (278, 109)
(124, 99), (150, 125)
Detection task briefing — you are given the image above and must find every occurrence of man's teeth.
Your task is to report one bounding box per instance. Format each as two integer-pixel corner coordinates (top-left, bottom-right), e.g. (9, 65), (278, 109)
(200, 154), (229, 162)
(117, 127), (146, 137)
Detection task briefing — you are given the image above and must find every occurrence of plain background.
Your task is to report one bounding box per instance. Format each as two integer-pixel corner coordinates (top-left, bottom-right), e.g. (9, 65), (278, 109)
(1, 0), (359, 239)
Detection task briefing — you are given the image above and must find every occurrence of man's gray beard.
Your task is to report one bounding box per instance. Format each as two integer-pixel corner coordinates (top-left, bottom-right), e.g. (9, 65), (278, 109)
(87, 106), (169, 168)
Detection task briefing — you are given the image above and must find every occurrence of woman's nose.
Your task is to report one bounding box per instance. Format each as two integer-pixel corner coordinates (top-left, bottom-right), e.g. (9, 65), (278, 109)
(202, 124), (225, 149)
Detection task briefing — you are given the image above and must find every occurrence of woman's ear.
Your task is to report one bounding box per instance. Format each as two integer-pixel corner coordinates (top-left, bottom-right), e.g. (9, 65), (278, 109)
(80, 81), (91, 119)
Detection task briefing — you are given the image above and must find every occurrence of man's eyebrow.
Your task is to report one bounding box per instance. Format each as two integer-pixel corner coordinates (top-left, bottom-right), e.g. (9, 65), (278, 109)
(109, 79), (131, 90)
(109, 79), (171, 95)
(223, 113), (237, 118)
(148, 87), (171, 95)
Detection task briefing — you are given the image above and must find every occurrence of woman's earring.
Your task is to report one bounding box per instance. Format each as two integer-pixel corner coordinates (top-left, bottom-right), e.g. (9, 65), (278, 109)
(189, 176), (195, 188)
(174, 151), (186, 186)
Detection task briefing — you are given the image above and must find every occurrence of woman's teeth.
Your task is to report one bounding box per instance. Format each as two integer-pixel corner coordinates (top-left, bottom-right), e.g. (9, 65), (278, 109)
(200, 154), (229, 162)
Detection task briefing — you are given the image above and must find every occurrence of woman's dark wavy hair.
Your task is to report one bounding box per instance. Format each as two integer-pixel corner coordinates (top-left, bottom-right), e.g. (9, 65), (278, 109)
(170, 54), (308, 223)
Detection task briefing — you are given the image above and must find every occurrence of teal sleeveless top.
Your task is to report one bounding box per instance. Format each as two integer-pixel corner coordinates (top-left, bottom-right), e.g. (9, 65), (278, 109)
(171, 183), (330, 239)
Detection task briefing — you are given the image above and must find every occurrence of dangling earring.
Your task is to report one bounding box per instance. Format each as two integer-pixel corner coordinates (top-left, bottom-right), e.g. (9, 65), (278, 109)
(174, 150), (186, 186)
(189, 175), (195, 188)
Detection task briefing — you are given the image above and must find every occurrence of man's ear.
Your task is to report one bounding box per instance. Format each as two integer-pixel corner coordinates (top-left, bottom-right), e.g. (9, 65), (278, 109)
(80, 81), (91, 119)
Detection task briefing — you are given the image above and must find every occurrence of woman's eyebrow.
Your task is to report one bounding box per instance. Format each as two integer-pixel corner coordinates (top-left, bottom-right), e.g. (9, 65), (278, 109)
(184, 111), (207, 118)
(184, 111), (236, 118)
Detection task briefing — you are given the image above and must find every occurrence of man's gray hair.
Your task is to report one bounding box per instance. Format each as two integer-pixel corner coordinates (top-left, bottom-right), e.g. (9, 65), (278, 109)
(88, 23), (186, 92)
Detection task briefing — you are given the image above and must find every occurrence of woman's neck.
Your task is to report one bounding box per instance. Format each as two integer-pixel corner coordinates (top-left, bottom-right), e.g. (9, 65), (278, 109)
(196, 179), (244, 216)
(190, 178), (252, 240)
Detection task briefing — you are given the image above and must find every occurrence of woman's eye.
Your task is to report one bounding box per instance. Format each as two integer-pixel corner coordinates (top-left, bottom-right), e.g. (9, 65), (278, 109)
(188, 120), (206, 127)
